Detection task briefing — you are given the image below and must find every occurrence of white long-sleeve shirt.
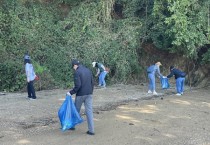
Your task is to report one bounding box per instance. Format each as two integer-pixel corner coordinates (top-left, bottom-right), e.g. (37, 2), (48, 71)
(25, 63), (36, 82)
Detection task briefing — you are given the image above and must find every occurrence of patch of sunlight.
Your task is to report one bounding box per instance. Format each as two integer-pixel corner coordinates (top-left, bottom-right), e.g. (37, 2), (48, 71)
(58, 98), (65, 101)
(118, 106), (138, 110)
(168, 115), (191, 119)
(131, 119), (141, 123)
(170, 99), (191, 105)
(116, 115), (134, 120)
(146, 105), (158, 109)
(202, 102), (210, 108)
(138, 105), (159, 114)
(119, 105), (159, 114)
(163, 133), (176, 138)
(17, 139), (31, 144)
(116, 115), (141, 124)
(94, 118), (100, 121)
(134, 136), (153, 141)
(138, 109), (155, 113)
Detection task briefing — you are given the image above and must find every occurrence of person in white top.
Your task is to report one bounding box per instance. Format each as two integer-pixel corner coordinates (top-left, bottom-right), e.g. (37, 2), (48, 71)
(24, 54), (36, 100)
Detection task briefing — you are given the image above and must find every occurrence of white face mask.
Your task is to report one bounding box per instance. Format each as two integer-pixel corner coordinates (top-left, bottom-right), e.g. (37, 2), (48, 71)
(73, 65), (78, 70)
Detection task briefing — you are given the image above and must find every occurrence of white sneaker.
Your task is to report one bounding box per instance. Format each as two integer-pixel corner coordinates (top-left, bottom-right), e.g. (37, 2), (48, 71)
(153, 91), (158, 95)
(176, 93), (181, 96)
(30, 98), (36, 100)
(101, 86), (106, 89)
(181, 92), (183, 95)
(148, 90), (152, 94)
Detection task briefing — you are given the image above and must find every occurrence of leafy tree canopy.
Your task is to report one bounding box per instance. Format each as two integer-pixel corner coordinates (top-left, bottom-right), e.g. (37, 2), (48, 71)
(0, 0), (209, 91)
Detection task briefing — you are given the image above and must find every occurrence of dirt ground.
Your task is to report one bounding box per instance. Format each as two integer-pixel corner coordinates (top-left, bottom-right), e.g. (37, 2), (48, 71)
(1, 83), (210, 145)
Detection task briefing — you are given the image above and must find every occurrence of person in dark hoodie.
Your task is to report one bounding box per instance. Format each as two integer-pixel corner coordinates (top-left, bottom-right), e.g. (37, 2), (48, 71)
(167, 66), (186, 96)
(66, 59), (95, 135)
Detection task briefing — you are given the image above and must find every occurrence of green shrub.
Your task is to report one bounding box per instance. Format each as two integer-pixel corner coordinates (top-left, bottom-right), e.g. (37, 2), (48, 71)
(0, 61), (25, 92)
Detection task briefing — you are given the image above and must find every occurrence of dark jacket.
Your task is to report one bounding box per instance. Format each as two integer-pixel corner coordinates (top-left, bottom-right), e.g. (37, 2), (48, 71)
(96, 63), (105, 73)
(70, 65), (94, 96)
(167, 68), (185, 80)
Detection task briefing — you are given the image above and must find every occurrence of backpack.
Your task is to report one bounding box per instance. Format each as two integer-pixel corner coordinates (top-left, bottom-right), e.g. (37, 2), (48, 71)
(147, 65), (155, 73)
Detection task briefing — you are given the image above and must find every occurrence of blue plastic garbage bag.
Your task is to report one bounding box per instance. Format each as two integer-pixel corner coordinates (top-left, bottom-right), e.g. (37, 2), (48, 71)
(160, 77), (170, 89)
(58, 95), (83, 131)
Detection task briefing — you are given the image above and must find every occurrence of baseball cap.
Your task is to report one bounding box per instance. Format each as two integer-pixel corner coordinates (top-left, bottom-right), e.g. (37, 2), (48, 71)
(24, 54), (30, 60)
(92, 62), (96, 67)
(170, 66), (175, 70)
(156, 62), (162, 66)
(71, 59), (80, 68)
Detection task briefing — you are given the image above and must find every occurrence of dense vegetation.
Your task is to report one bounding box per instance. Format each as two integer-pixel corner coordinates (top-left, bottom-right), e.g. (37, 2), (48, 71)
(0, 0), (209, 91)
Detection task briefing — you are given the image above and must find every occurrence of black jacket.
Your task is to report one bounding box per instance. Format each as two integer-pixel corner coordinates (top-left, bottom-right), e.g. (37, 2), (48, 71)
(70, 65), (94, 96)
(167, 68), (185, 80)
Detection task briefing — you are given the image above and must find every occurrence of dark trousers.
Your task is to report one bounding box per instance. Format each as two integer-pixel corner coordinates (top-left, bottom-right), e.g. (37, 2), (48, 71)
(27, 81), (36, 99)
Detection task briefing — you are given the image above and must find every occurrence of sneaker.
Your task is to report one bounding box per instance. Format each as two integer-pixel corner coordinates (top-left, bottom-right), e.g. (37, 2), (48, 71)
(148, 90), (152, 94)
(30, 98), (36, 100)
(101, 85), (106, 88)
(153, 91), (158, 95)
(86, 131), (95, 135)
(181, 92), (184, 95)
(176, 93), (181, 96)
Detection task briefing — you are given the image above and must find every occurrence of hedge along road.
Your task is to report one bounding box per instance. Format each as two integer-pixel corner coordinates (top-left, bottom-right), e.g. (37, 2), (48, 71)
(0, 84), (210, 145)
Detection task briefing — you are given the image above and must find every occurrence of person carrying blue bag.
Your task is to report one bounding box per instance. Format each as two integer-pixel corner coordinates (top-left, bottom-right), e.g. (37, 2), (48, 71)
(167, 66), (186, 96)
(58, 95), (83, 131)
(66, 59), (95, 135)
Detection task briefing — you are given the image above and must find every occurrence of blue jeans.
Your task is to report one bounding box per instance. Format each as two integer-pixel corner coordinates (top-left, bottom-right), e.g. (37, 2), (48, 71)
(176, 77), (185, 94)
(75, 95), (94, 133)
(148, 73), (155, 92)
(98, 71), (107, 87)
(27, 81), (36, 99)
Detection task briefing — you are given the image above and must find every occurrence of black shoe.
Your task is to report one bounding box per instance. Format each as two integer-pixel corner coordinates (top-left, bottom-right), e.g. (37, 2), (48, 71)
(69, 127), (75, 130)
(86, 131), (95, 135)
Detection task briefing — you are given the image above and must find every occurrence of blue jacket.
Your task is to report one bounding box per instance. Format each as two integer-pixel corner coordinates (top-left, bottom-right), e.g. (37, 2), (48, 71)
(153, 64), (163, 77)
(70, 65), (94, 96)
(147, 64), (163, 77)
(167, 68), (185, 80)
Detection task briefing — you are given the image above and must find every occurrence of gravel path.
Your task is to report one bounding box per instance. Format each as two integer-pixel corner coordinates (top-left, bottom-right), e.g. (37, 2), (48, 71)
(0, 84), (210, 145)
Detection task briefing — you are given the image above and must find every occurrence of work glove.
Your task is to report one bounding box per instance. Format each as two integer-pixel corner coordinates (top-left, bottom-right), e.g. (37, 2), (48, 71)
(66, 92), (71, 96)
